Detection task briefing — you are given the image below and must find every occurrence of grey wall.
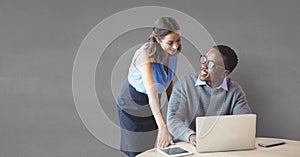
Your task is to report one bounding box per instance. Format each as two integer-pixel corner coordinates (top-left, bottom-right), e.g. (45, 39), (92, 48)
(0, 0), (299, 156)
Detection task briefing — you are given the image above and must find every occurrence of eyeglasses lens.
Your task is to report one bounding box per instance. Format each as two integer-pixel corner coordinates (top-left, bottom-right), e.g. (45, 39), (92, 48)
(200, 56), (207, 64)
(207, 61), (215, 69)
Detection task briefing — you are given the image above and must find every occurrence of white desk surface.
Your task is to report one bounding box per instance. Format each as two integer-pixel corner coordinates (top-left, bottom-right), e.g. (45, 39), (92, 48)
(137, 137), (300, 157)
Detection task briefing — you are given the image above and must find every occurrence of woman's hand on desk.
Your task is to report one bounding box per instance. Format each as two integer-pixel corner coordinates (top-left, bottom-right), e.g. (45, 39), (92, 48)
(189, 134), (197, 146)
(156, 126), (174, 148)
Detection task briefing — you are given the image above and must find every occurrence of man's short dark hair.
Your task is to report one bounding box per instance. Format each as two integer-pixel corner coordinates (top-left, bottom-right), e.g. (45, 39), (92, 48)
(213, 45), (238, 73)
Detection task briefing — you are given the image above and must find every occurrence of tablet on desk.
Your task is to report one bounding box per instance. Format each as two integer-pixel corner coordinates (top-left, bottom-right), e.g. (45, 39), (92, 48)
(159, 145), (192, 157)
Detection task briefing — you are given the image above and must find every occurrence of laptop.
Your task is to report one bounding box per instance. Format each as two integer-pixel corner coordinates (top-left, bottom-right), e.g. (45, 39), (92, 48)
(196, 114), (256, 153)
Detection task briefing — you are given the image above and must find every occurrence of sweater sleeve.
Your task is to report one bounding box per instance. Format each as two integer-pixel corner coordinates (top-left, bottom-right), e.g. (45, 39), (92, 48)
(167, 78), (195, 142)
(232, 83), (252, 114)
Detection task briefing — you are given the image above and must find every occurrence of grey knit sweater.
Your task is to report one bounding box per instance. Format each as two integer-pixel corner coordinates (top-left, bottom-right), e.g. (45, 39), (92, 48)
(167, 72), (252, 142)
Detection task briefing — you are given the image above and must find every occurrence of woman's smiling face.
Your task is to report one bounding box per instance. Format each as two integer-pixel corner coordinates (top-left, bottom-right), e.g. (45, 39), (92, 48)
(158, 30), (181, 56)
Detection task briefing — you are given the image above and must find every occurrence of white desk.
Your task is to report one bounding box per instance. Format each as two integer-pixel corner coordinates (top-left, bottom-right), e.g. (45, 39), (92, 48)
(137, 137), (300, 157)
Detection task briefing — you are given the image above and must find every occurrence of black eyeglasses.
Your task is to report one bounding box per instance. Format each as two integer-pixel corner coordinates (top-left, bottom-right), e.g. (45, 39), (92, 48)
(199, 55), (225, 70)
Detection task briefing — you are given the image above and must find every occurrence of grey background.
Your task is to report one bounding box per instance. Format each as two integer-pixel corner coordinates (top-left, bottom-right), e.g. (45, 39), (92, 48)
(1, 0), (299, 156)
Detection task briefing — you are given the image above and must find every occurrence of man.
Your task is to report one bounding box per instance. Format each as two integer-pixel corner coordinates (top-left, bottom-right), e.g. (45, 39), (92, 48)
(167, 45), (252, 146)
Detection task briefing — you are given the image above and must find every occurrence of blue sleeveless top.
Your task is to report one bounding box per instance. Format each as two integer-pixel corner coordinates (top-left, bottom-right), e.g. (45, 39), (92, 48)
(128, 43), (178, 94)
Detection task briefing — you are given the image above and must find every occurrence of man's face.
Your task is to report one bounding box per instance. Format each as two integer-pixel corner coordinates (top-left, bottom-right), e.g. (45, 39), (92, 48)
(199, 48), (227, 88)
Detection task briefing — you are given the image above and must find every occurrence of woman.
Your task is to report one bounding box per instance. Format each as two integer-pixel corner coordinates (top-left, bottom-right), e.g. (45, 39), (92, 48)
(117, 17), (181, 157)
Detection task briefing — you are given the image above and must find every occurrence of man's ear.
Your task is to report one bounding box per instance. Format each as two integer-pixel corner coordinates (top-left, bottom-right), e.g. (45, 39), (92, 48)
(224, 70), (230, 77)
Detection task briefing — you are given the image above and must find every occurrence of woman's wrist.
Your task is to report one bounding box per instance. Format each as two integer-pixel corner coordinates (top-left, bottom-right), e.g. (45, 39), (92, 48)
(153, 111), (167, 129)
(158, 123), (167, 129)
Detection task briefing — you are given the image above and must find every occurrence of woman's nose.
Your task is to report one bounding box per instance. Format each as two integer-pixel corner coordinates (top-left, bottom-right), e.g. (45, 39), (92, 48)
(172, 43), (179, 49)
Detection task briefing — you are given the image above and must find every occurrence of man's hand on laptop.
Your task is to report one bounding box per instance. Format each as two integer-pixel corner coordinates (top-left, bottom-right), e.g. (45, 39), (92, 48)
(189, 134), (197, 146)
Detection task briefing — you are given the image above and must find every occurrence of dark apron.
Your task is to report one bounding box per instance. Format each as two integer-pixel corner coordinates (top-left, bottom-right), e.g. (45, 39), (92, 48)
(117, 79), (159, 154)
